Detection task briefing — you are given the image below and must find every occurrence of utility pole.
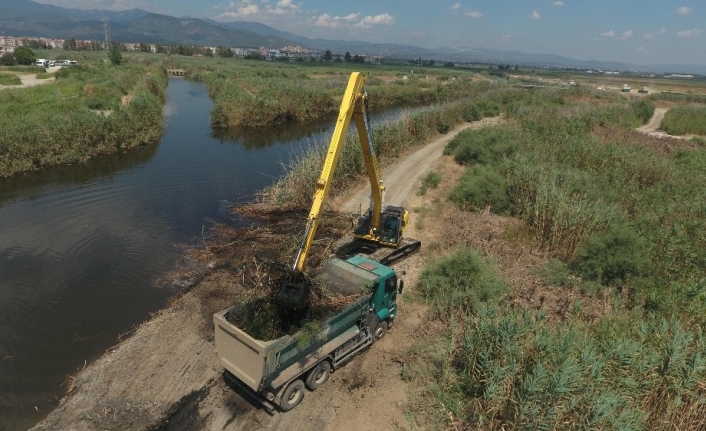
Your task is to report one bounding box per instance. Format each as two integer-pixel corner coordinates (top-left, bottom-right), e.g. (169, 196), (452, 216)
(103, 17), (111, 53)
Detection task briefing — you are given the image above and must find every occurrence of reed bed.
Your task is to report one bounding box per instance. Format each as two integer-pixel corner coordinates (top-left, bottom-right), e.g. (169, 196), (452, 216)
(661, 104), (706, 136)
(0, 59), (166, 177)
(407, 85), (706, 430)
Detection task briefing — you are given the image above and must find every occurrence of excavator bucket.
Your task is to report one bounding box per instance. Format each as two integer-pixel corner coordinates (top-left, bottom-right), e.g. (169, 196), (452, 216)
(275, 273), (311, 311)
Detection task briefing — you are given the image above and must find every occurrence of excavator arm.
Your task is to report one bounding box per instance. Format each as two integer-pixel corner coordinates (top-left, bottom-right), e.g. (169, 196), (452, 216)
(278, 72), (420, 310)
(292, 72), (384, 272)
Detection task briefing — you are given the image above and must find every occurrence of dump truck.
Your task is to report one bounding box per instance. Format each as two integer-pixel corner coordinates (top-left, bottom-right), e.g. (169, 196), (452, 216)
(214, 255), (403, 411)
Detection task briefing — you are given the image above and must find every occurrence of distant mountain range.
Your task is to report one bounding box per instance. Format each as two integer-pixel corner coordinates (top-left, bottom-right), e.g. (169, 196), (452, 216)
(2, 0), (705, 75)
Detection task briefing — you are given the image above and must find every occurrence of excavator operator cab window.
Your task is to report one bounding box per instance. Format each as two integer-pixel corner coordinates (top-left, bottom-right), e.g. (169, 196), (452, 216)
(382, 216), (399, 243)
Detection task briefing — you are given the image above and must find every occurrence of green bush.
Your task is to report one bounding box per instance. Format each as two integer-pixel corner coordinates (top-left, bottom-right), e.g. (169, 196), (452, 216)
(662, 105), (706, 136)
(631, 98), (655, 124)
(419, 247), (508, 319)
(418, 171), (441, 195)
(570, 224), (651, 286)
(444, 127), (518, 166)
(0, 73), (21, 86)
(449, 164), (513, 214)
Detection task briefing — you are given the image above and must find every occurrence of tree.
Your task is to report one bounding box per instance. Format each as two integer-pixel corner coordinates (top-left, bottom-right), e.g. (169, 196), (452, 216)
(215, 46), (233, 58)
(64, 38), (77, 51)
(344, 51), (351, 62)
(108, 45), (123, 65)
(13, 46), (36, 65)
(0, 53), (16, 66)
(138, 42), (151, 53)
(323, 50), (332, 61)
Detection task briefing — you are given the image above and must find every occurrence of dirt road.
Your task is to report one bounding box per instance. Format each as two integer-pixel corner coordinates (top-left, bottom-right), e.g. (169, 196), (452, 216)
(31, 118), (501, 431)
(636, 107), (668, 136)
(0, 66), (60, 90)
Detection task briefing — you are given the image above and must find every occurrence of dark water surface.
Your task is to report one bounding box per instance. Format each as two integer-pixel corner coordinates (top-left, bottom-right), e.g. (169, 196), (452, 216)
(0, 78), (423, 429)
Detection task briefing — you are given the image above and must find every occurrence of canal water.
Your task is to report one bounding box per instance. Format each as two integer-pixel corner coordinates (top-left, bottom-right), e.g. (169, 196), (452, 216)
(0, 78), (423, 429)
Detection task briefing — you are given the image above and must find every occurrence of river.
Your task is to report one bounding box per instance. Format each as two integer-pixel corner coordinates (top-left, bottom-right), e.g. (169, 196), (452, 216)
(0, 78), (425, 430)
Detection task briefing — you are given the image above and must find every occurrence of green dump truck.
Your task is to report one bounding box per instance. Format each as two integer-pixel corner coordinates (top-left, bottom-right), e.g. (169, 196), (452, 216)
(213, 255), (403, 411)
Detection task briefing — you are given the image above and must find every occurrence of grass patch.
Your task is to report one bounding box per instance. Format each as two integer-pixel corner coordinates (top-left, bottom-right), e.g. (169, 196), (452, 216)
(418, 247), (508, 319)
(662, 104), (706, 136)
(418, 171), (441, 195)
(35, 72), (51, 80)
(0, 73), (21, 86)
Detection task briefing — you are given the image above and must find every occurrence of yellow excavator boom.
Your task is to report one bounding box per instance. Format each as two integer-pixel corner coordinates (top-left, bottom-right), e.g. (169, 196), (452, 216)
(292, 71), (384, 272)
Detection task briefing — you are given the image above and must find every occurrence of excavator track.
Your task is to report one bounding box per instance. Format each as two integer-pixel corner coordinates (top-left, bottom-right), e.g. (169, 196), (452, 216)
(335, 237), (421, 267)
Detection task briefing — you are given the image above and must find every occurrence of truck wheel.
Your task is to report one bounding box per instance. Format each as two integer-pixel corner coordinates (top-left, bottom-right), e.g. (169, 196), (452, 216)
(280, 380), (305, 411)
(374, 321), (388, 341)
(305, 361), (331, 390)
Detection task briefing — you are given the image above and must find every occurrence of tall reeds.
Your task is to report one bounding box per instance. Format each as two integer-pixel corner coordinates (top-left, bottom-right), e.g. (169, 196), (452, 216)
(0, 60), (167, 177)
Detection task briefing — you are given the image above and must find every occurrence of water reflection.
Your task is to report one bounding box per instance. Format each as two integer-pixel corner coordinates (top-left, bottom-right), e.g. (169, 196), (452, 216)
(0, 145), (158, 209)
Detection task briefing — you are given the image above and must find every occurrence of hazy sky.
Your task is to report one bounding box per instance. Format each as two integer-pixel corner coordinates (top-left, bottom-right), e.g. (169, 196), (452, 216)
(36, 0), (705, 66)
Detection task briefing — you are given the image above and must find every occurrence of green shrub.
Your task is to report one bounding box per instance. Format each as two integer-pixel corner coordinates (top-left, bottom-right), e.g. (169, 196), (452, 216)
(444, 127), (518, 166)
(0, 73), (21, 86)
(418, 171), (441, 195)
(462, 103), (482, 122)
(631, 98), (655, 124)
(449, 164), (513, 214)
(570, 224), (651, 286)
(535, 259), (576, 287)
(419, 247), (508, 319)
(662, 105), (706, 136)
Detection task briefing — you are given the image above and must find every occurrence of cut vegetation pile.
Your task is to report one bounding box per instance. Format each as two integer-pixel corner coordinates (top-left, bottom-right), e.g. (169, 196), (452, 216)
(160, 203), (355, 341)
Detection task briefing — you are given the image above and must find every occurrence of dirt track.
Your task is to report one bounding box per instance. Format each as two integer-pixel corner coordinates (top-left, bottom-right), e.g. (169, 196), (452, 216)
(30, 118), (503, 431)
(0, 66), (60, 90)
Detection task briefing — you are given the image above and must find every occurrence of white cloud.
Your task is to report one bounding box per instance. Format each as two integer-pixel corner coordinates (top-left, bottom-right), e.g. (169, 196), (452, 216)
(601, 30), (615, 37)
(527, 10), (541, 20)
(313, 12), (394, 29)
(622, 30), (634, 38)
(636, 46), (645, 51)
(676, 6), (693, 16)
(410, 30), (427, 38)
(356, 13), (394, 28)
(34, 0), (148, 10)
(677, 29), (704, 38)
(450, 2), (461, 13)
(465, 10), (483, 19)
(313, 13), (359, 28)
(214, 0), (302, 20)
(501, 34), (512, 43)
(552, 1), (564, 6)
(644, 27), (666, 39)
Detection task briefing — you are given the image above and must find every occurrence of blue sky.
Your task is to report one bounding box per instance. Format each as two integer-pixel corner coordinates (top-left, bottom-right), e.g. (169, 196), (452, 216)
(37, 0), (705, 66)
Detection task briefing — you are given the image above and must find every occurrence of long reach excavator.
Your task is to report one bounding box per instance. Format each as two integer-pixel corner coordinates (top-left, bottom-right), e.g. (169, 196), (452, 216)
(276, 72), (421, 310)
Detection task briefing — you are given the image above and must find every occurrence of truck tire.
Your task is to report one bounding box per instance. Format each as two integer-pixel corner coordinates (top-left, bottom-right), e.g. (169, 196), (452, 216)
(305, 361), (331, 390)
(280, 380), (305, 411)
(374, 321), (388, 341)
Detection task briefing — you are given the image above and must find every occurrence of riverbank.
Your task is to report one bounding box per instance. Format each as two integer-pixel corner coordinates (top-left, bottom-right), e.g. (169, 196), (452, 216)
(0, 60), (166, 178)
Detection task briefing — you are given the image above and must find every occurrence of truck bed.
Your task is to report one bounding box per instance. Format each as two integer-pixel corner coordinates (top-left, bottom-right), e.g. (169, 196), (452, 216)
(214, 293), (371, 393)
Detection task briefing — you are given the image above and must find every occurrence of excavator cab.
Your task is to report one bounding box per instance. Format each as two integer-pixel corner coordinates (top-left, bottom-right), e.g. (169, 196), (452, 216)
(379, 206), (407, 246)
